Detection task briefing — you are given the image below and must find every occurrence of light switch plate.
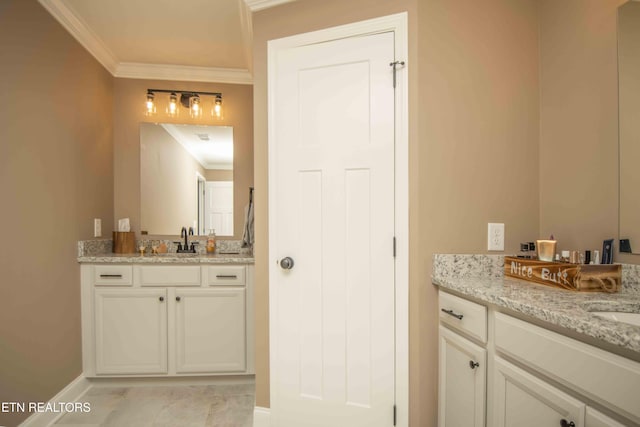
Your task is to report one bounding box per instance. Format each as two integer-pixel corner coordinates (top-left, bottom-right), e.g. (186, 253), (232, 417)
(488, 223), (504, 251)
(94, 218), (102, 238)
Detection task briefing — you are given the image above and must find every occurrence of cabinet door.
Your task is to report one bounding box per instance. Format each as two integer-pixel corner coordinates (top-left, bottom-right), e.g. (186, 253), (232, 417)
(439, 326), (486, 427)
(95, 288), (168, 375)
(175, 288), (246, 373)
(585, 407), (627, 427)
(494, 357), (585, 427)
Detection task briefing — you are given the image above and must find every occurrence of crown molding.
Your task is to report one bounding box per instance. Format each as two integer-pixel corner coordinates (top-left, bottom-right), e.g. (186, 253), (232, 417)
(115, 63), (253, 84)
(39, 0), (254, 84)
(38, 0), (118, 74)
(243, 0), (296, 12)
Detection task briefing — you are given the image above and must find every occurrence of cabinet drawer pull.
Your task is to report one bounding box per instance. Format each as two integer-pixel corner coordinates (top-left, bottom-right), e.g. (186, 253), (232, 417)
(159, 296), (164, 302)
(216, 275), (238, 279)
(469, 360), (479, 369)
(176, 296), (181, 302)
(560, 420), (575, 427)
(441, 308), (464, 320)
(100, 274), (123, 278)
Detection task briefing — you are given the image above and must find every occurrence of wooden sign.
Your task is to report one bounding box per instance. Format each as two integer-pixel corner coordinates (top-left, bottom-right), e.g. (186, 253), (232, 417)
(504, 256), (621, 293)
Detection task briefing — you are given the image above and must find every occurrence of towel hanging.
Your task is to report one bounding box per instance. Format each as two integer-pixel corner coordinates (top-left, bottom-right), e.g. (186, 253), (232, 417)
(242, 187), (255, 248)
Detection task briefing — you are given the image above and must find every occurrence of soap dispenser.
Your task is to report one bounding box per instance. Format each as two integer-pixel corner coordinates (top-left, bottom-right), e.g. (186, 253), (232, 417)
(206, 229), (216, 254)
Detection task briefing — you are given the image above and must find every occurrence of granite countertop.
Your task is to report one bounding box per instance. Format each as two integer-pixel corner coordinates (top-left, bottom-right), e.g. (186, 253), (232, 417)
(77, 239), (254, 264)
(433, 254), (640, 356)
(78, 253), (254, 264)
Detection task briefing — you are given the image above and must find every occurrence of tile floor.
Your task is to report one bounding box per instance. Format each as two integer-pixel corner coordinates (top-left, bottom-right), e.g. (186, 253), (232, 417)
(53, 384), (254, 427)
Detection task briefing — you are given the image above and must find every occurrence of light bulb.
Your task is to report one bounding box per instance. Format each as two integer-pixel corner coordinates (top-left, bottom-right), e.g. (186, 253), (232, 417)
(213, 95), (223, 119)
(144, 92), (156, 116)
(166, 92), (178, 117)
(190, 95), (202, 119)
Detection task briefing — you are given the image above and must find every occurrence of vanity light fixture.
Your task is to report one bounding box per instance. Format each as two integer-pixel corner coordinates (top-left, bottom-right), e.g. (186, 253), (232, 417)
(144, 89), (223, 121)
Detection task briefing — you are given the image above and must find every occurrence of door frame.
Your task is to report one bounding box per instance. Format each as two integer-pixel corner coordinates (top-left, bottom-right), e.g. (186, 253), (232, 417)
(267, 12), (409, 427)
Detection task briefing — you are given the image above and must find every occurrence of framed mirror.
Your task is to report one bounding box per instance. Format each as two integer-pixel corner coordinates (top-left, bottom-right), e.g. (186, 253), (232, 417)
(140, 123), (234, 236)
(618, 0), (640, 254)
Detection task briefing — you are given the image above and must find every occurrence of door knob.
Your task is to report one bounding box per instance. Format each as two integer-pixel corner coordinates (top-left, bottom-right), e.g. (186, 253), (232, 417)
(280, 257), (295, 270)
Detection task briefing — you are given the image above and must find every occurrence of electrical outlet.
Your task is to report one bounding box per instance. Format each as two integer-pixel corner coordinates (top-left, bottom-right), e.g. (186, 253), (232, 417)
(94, 218), (102, 238)
(488, 223), (504, 251)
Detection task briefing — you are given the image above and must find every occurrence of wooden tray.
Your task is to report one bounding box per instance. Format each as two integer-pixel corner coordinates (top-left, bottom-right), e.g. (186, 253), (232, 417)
(113, 231), (136, 254)
(504, 256), (621, 293)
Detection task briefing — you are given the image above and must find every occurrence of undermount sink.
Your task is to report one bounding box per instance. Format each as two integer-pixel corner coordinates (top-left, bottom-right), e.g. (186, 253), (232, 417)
(582, 301), (640, 327)
(590, 311), (640, 327)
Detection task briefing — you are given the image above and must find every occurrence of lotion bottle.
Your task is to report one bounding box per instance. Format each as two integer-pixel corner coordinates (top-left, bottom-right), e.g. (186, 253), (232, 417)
(206, 229), (216, 254)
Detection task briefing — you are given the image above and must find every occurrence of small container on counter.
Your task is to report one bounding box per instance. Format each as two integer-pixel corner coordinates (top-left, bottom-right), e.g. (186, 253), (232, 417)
(536, 239), (556, 262)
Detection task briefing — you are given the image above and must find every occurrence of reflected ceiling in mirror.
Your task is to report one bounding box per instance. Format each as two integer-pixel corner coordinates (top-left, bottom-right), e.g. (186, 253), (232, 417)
(140, 123), (234, 236)
(159, 124), (233, 170)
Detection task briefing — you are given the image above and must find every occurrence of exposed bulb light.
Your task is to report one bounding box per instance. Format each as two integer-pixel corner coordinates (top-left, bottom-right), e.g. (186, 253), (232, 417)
(213, 95), (223, 119)
(166, 92), (178, 117)
(144, 91), (156, 116)
(190, 95), (202, 119)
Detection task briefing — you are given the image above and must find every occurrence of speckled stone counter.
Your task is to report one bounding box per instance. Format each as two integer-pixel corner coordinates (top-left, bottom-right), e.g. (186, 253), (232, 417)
(78, 253), (254, 264)
(433, 254), (640, 356)
(77, 239), (254, 264)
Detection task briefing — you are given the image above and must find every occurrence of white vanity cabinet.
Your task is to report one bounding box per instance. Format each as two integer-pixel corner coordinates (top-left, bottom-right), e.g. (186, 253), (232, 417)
(493, 311), (640, 426)
(438, 292), (487, 427)
(81, 263), (254, 378)
(437, 289), (640, 427)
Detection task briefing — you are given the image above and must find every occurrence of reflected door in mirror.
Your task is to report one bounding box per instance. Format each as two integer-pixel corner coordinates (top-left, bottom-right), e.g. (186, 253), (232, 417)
(205, 181), (233, 236)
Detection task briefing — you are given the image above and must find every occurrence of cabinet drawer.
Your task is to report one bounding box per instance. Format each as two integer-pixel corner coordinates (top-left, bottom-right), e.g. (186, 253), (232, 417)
(138, 266), (201, 287)
(439, 291), (487, 343)
(495, 312), (640, 424)
(206, 266), (246, 286)
(94, 265), (133, 286)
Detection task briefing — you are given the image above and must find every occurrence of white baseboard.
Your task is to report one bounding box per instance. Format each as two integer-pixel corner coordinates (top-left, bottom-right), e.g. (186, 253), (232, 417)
(86, 374), (254, 388)
(253, 406), (271, 427)
(19, 375), (91, 427)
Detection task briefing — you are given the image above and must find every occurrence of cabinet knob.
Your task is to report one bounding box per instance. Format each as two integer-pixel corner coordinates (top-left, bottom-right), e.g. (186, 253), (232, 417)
(176, 296), (181, 302)
(469, 360), (479, 369)
(159, 296), (164, 302)
(560, 420), (575, 427)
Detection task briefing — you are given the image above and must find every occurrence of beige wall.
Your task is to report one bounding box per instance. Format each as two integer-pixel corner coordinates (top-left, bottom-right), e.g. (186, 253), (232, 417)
(0, 1), (114, 426)
(253, 1), (539, 426)
(418, 0), (539, 425)
(205, 169), (234, 181)
(539, 0), (626, 260)
(113, 79), (253, 239)
(140, 124), (205, 234)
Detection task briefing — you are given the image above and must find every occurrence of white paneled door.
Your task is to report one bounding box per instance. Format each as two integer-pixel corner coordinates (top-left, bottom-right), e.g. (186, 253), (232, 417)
(269, 30), (396, 427)
(205, 181), (233, 236)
